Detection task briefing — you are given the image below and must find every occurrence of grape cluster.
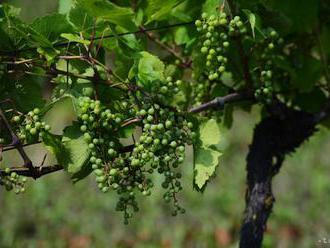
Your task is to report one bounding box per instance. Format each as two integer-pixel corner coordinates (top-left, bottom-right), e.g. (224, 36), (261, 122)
(144, 76), (182, 105)
(254, 30), (283, 104)
(76, 96), (194, 223)
(195, 13), (230, 83)
(194, 12), (285, 106)
(254, 70), (273, 104)
(0, 169), (27, 194)
(134, 104), (194, 216)
(193, 13), (247, 104)
(11, 108), (51, 143)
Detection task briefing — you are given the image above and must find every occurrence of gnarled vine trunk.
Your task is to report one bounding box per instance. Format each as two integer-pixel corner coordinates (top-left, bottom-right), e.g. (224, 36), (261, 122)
(239, 103), (318, 248)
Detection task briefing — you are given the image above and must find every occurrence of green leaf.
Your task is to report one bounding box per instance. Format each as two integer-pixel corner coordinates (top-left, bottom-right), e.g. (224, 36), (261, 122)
(69, 2), (94, 32)
(80, 0), (136, 31)
(199, 119), (221, 147)
(293, 88), (327, 113)
(174, 26), (191, 45)
(0, 74), (45, 112)
(60, 33), (91, 45)
(194, 146), (222, 190)
(60, 125), (92, 181)
(266, 0), (319, 33)
(58, 0), (73, 14)
(137, 51), (165, 89)
(37, 47), (59, 64)
(145, 0), (185, 23)
(119, 125), (136, 139)
(193, 118), (222, 190)
(243, 9), (256, 38)
(291, 56), (321, 92)
(42, 132), (67, 159)
(31, 13), (74, 42)
(41, 124), (92, 183)
(202, 0), (223, 16)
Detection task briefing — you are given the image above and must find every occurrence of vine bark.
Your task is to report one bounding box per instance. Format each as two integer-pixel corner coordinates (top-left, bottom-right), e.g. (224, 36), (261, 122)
(239, 102), (318, 247)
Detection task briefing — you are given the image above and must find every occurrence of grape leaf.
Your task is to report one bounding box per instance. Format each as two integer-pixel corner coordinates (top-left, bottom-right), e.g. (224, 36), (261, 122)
(60, 33), (91, 45)
(60, 125), (92, 182)
(193, 118), (222, 190)
(145, 0), (185, 23)
(31, 13), (74, 42)
(137, 51), (165, 90)
(58, 0), (73, 14)
(80, 0), (136, 31)
(202, 0), (223, 16)
(194, 147), (222, 190)
(199, 118), (221, 147)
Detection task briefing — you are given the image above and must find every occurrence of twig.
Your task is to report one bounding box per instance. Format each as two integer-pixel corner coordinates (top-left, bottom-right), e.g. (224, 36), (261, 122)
(0, 165), (63, 178)
(189, 92), (253, 113)
(140, 26), (189, 65)
(0, 22), (195, 55)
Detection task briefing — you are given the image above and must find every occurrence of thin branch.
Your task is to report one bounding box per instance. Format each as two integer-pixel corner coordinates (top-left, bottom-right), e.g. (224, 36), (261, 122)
(140, 26), (189, 65)
(0, 21), (194, 55)
(189, 92), (254, 113)
(0, 108), (33, 170)
(0, 165), (63, 178)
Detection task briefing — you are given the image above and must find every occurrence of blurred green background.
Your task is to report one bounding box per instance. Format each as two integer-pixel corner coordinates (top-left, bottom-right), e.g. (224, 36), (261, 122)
(1, 1), (330, 247)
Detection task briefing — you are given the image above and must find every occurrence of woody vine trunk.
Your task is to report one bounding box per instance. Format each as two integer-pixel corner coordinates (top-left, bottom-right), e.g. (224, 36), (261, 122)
(239, 102), (318, 248)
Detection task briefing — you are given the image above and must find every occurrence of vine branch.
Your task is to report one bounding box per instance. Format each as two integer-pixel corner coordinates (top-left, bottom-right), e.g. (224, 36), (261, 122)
(189, 92), (254, 113)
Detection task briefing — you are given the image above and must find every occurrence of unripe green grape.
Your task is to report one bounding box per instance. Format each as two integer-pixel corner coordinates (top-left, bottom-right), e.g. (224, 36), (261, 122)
(218, 66), (225, 73)
(131, 158), (140, 167)
(12, 116), (20, 123)
(195, 20), (202, 27)
(33, 108), (40, 115)
(157, 123), (164, 130)
(201, 47), (208, 53)
(81, 114), (89, 121)
(102, 187), (109, 193)
(219, 18), (227, 25)
(94, 169), (103, 176)
(44, 125), (51, 131)
(108, 148), (116, 157)
(96, 176), (106, 183)
(178, 146), (185, 152)
(203, 39), (211, 46)
(165, 120), (172, 128)
(109, 168), (118, 176)
(164, 155), (171, 162)
(223, 41), (230, 48)
(151, 124), (157, 131)
(30, 128), (37, 135)
(270, 30), (277, 37)
(210, 48), (216, 54)
(146, 137), (153, 144)
(162, 139), (168, 145)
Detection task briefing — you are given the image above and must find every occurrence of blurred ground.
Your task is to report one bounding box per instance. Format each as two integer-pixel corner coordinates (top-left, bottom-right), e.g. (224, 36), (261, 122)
(1, 1), (330, 247)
